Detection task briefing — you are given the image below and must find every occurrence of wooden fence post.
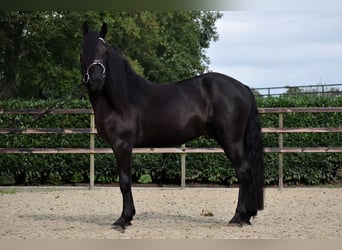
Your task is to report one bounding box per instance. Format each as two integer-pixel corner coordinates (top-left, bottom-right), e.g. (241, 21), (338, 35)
(278, 113), (284, 190)
(181, 144), (186, 188)
(89, 113), (95, 190)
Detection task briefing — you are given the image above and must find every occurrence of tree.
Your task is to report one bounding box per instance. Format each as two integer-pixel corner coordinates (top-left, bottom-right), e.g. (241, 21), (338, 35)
(0, 11), (84, 99)
(0, 11), (222, 99)
(0, 11), (31, 99)
(284, 86), (303, 96)
(90, 11), (222, 82)
(16, 11), (84, 99)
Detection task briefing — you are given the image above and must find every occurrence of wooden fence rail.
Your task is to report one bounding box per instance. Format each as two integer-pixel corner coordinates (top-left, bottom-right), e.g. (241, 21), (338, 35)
(1, 107), (342, 189)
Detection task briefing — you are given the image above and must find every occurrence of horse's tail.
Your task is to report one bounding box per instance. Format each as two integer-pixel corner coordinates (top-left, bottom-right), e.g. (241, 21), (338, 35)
(244, 89), (265, 211)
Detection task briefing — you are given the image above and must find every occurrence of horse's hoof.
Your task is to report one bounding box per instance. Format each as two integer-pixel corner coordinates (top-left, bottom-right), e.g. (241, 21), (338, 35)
(228, 222), (243, 227)
(112, 219), (132, 233)
(125, 221), (132, 227)
(112, 224), (125, 233)
(228, 221), (251, 227)
(241, 220), (252, 226)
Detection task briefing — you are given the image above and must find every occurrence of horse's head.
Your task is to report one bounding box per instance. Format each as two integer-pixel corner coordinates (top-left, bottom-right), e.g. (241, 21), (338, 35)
(81, 21), (108, 91)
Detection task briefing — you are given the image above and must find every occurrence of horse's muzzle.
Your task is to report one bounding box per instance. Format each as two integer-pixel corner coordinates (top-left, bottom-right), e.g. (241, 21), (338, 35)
(89, 75), (105, 91)
(83, 60), (106, 91)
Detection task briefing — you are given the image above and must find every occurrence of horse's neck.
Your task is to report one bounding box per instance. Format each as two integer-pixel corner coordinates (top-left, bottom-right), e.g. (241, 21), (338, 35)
(88, 90), (112, 114)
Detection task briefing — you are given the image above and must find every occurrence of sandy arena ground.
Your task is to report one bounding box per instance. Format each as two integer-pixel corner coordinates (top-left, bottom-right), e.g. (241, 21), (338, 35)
(0, 187), (341, 239)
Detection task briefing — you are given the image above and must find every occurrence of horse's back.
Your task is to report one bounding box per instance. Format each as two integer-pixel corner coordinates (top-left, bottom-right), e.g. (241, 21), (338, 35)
(134, 72), (253, 147)
(188, 72), (253, 119)
(199, 72), (251, 100)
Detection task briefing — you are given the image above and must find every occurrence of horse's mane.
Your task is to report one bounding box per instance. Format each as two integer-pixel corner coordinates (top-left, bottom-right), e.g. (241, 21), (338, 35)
(105, 46), (151, 110)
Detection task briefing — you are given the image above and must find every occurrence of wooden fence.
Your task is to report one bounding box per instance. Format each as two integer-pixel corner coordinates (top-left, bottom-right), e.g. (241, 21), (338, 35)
(1, 107), (342, 189)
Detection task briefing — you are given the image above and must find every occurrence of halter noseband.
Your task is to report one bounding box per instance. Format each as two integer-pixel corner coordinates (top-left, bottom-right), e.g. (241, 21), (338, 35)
(83, 38), (107, 84)
(83, 59), (106, 83)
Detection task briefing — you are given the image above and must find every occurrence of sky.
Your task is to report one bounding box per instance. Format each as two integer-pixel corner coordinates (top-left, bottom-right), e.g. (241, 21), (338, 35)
(206, 11), (342, 93)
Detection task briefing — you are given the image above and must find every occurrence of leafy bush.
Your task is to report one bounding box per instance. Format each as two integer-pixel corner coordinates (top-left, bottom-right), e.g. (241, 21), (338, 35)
(0, 96), (341, 186)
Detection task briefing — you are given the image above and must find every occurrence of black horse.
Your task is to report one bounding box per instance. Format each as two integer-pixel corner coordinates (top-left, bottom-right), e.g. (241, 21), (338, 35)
(81, 21), (264, 232)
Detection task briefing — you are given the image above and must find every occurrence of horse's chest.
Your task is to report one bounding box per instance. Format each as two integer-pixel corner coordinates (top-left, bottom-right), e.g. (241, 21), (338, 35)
(95, 112), (136, 144)
(94, 114), (117, 143)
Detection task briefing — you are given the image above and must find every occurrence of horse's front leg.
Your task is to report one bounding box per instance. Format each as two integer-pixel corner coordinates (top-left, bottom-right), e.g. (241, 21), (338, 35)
(112, 143), (136, 232)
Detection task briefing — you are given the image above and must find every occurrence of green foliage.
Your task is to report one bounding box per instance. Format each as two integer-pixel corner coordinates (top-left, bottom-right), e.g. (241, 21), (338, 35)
(256, 95), (342, 185)
(138, 173), (153, 184)
(70, 172), (84, 184)
(0, 175), (15, 185)
(0, 96), (341, 186)
(0, 11), (221, 99)
(48, 173), (62, 185)
(0, 189), (16, 194)
(110, 11), (222, 83)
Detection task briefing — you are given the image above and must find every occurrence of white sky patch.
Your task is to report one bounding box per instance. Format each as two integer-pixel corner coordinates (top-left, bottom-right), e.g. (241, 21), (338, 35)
(207, 12), (342, 89)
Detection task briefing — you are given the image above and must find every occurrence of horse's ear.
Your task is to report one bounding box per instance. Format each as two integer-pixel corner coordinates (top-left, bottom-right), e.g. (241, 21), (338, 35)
(100, 21), (107, 39)
(82, 21), (89, 36)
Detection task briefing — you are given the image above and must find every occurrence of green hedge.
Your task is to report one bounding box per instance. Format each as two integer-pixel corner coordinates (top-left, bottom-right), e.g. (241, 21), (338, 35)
(258, 96), (342, 185)
(0, 96), (341, 186)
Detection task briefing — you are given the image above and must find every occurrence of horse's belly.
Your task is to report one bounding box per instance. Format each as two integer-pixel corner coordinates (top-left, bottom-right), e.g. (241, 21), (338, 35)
(136, 122), (204, 147)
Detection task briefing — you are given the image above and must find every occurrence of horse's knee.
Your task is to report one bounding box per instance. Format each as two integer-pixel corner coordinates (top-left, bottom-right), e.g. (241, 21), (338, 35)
(119, 174), (131, 193)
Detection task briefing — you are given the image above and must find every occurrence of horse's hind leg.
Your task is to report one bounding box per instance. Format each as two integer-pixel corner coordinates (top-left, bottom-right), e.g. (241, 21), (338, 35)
(229, 161), (257, 226)
(221, 140), (256, 226)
